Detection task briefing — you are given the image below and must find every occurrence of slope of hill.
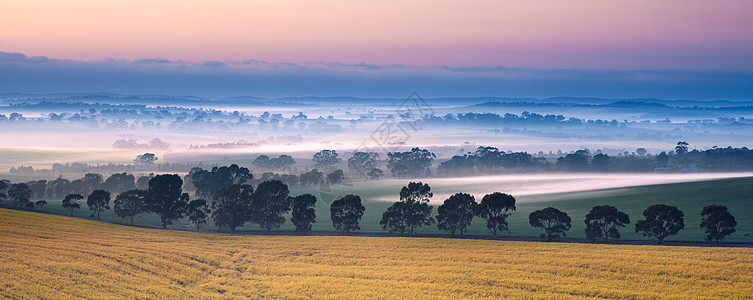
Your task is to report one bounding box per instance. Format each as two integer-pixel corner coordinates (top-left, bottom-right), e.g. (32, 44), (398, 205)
(1, 208), (752, 299)
(9, 176), (753, 243)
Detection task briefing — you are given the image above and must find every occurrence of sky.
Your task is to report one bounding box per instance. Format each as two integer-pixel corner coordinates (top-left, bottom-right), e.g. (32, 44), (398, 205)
(1, 0), (753, 99)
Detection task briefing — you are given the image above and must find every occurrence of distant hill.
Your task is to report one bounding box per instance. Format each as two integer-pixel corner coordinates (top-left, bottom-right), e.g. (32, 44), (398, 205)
(4, 93), (753, 113)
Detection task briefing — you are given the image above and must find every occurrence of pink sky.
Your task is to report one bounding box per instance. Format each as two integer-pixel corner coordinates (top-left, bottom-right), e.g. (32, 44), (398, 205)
(1, 0), (752, 70)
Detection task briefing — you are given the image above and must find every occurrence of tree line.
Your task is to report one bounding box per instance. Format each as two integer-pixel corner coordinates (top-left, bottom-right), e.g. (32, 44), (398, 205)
(10, 141), (753, 190)
(377, 182), (738, 245)
(314, 143), (753, 179)
(0, 178), (741, 244)
(440, 143), (753, 174)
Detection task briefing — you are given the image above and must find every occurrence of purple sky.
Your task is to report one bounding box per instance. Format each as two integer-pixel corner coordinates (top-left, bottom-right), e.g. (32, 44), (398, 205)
(1, 1), (752, 98)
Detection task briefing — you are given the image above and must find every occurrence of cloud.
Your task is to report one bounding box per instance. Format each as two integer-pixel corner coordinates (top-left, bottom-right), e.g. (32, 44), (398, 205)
(317, 61), (406, 72)
(0, 51), (52, 64)
(1, 51), (752, 100)
(204, 61), (226, 67)
(133, 58), (173, 64)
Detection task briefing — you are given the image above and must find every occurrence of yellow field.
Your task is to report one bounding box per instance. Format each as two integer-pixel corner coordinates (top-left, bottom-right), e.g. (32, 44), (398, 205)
(1, 209), (752, 299)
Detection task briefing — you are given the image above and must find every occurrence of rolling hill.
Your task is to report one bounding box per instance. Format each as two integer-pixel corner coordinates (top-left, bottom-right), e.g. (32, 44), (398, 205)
(1, 208), (752, 299)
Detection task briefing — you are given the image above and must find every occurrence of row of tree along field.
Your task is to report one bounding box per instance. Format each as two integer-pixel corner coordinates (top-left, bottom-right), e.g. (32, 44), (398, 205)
(0, 176), (739, 244)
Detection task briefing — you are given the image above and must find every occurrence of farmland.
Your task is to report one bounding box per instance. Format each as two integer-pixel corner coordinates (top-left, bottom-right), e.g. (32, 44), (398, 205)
(2, 208), (753, 299)
(5, 1), (753, 298)
(17, 175), (753, 243)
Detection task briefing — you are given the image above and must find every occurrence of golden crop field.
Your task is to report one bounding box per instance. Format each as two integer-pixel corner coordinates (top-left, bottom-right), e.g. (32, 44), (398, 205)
(1, 208), (752, 299)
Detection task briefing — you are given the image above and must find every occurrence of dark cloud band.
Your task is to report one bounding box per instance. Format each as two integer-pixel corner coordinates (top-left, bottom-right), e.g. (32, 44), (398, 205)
(1, 51), (751, 100)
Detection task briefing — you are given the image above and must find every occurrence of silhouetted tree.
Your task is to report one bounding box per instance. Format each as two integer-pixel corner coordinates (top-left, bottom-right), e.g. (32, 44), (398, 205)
(274, 155), (296, 170)
(81, 173), (104, 196)
(584, 205), (630, 241)
(348, 151), (380, 176)
(636, 148), (648, 156)
(386, 148), (436, 178)
(656, 151), (669, 166)
(380, 182), (435, 236)
(473, 146), (503, 170)
(475, 192), (516, 237)
(529, 207), (572, 241)
(313, 149), (342, 170)
(87, 189), (111, 220)
(253, 155), (296, 170)
(437, 147), (543, 174)
(252, 155), (271, 168)
(401, 182), (434, 235)
(675, 141), (689, 155)
(145, 174), (188, 229)
(136, 174), (154, 190)
(327, 169), (345, 184)
(330, 194), (365, 233)
(279, 174), (299, 187)
(212, 184), (253, 233)
(635, 204), (684, 243)
(48, 177), (72, 198)
(437, 192), (476, 238)
(260, 172), (277, 181)
(34, 200), (47, 210)
(113, 189), (147, 225)
(380, 202), (409, 235)
(437, 154), (476, 175)
(135, 153), (158, 166)
(252, 180), (291, 232)
(557, 149), (591, 172)
(700, 204), (737, 245)
(182, 169), (199, 192)
(102, 173), (136, 194)
(291, 194), (317, 233)
(62, 193), (83, 216)
(0, 180), (8, 203)
(69, 179), (83, 195)
(502, 152), (538, 169)
(8, 183), (31, 209)
(26, 180), (48, 198)
(190, 164), (253, 199)
(299, 169), (324, 186)
(367, 168), (384, 180)
(591, 154), (610, 172)
(186, 199), (210, 231)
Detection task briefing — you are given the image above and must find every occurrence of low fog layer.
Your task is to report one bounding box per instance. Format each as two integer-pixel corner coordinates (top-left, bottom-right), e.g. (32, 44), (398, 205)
(344, 173), (753, 203)
(2, 94), (753, 173)
(427, 173), (753, 200)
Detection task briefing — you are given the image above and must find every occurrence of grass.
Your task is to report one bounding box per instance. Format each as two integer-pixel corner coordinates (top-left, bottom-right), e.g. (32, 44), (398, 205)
(517, 177), (753, 242)
(291, 176), (753, 242)
(10, 176), (753, 243)
(1, 208), (753, 299)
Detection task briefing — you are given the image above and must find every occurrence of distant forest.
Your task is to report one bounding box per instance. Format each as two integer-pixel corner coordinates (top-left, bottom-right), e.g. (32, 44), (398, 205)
(3, 100), (753, 132)
(437, 142), (753, 174)
(9, 143), (753, 190)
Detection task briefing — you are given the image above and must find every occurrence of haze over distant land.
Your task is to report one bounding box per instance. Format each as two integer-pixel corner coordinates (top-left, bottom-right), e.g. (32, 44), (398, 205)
(4, 2), (753, 299)
(2, 0), (753, 174)
(1, 51), (752, 100)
